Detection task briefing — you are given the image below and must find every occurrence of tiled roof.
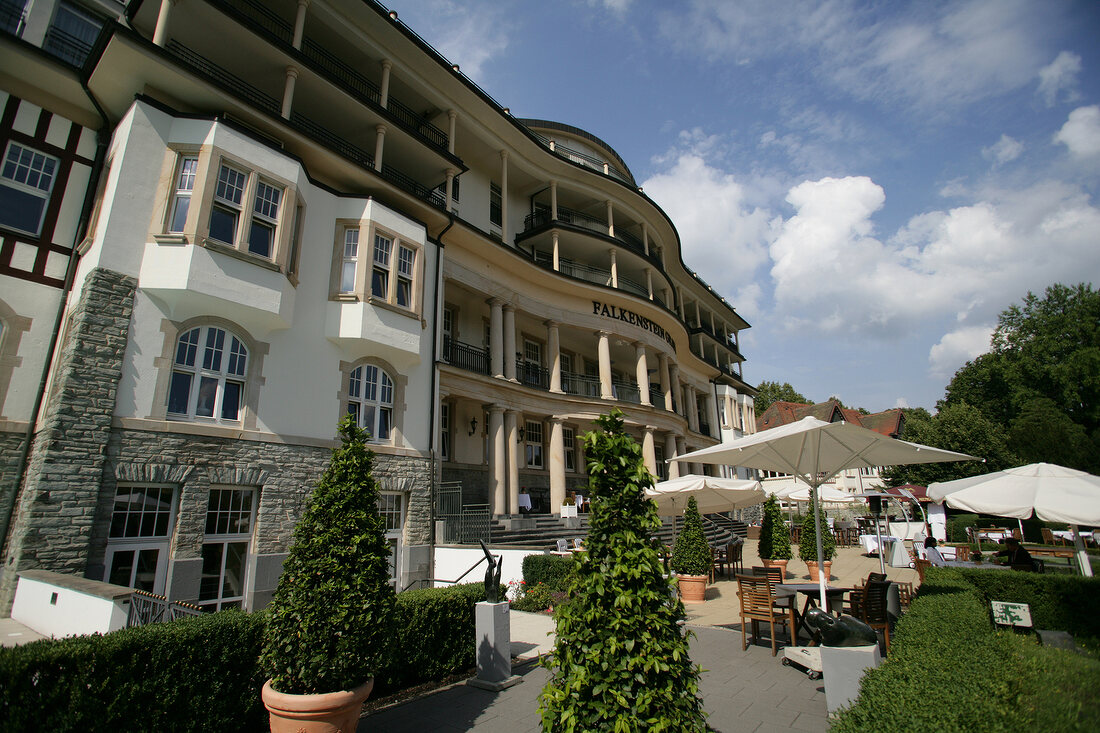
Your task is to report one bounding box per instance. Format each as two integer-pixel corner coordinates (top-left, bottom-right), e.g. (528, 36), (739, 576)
(756, 399), (905, 437)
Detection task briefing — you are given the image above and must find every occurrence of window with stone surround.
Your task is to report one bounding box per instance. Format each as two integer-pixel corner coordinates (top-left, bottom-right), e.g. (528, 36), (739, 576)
(379, 492), (404, 587)
(563, 426), (576, 472)
(0, 141), (59, 237)
(330, 221), (422, 316)
(198, 487), (256, 612)
(524, 419), (543, 469)
(103, 485), (179, 595)
(167, 325), (248, 424)
(339, 357), (406, 446)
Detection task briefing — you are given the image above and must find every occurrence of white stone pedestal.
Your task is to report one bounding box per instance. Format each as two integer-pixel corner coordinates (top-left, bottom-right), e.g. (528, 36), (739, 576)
(820, 644), (881, 714)
(467, 601), (523, 691)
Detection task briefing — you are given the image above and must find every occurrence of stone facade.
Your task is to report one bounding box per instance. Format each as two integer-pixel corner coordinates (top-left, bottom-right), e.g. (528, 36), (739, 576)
(0, 430), (27, 545)
(0, 268), (136, 612)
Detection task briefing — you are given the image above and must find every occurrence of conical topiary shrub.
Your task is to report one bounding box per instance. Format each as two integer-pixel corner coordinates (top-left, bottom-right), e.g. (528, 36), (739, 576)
(758, 494), (792, 561)
(538, 409), (706, 732)
(671, 496), (710, 576)
(798, 500), (836, 563)
(260, 415), (396, 696)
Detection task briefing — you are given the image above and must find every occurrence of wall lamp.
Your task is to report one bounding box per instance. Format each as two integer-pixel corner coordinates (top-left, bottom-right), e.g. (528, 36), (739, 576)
(468, 417), (478, 436)
(517, 426), (525, 442)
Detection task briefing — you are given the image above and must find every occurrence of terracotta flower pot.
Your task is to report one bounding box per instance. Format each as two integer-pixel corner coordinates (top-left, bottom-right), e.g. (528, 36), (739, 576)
(761, 558), (788, 578)
(262, 678), (373, 733)
(677, 573), (708, 603)
(805, 560), (833, 582)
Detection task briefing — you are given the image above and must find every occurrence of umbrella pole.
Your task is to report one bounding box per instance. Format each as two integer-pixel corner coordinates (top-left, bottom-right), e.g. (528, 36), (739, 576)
(812, 485), (828, 609)
(1072, 524), (1093, 577)
(874, 508), (886, 575)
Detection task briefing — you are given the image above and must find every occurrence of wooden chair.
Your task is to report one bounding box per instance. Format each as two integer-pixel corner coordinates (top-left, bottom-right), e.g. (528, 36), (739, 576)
(860, 580), (892, 653)
(710, 545), (725, 582)
(913, 558), (931, 584)
(728, 541), (744, 575)
(846, 572), (886, 617)
(1041, 527), (1067, 546)
(735, 573), (797, 656)
(895, 581), (914, 610)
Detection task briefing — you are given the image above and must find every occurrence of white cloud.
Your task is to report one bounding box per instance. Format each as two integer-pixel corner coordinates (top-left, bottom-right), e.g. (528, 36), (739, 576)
(1054, 105), (1100, 158)
(1037, 51), (1082, 106)
(592, 0), (633, 12)
(893, 397), (910, 409)
(390, 0), (512, 79)
(981, 134), (1023, 166)
(928, 325), (995, 378)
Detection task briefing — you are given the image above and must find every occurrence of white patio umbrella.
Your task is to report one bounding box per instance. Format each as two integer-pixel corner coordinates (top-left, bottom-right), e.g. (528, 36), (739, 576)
(769, 485), (858, 504)
(927, 463), (1100, 577)
(646, 474), (764, 516)
(672, 417), (979, 606)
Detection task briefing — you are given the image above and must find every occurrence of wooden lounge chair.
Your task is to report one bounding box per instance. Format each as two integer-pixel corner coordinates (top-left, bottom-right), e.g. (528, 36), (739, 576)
(735, 573), (796, 656)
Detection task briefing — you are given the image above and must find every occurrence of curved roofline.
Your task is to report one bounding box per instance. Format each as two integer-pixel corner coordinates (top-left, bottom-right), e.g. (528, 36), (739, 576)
(515, 118), (635, 185)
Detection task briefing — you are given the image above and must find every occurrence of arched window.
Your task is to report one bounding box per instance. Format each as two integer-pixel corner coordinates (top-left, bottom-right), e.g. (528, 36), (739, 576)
(347, 363), (393, 441)
(167, 326), (248, 422)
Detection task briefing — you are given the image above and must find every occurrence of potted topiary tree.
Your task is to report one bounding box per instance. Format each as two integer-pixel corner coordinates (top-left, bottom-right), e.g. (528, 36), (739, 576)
(798, 504), (836, 582)
(671, 496), (711, 603)
(259, 415), (396, 733)
(757, 495), (792, 578)
(539, 409), (706, 731)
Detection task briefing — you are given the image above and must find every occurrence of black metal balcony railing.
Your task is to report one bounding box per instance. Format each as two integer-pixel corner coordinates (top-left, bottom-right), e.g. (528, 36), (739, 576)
(612, 378), (641, 405)
(210, 0), (449, 152)
(517, 360), (549, 390)
(559, 259), (612, 288)
(0, 0), (25, 36)
(561, 371), (601, 398)
(442, 337), (489, 375)
(699, 422), (711, 438)
(43, 26), (95, 67)
(529, 131), (633, 186)
(168, 41), (280, 114)
(523, 207), (648, 260)
(649, 384), (664, 406)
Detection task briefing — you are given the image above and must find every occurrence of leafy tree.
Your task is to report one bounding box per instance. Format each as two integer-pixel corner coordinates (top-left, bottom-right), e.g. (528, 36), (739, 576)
(754, 380), (809, 414)
(1009, 397), (1097, 473)
(798, 501), (836, 562)
(941, 352), (1013, 427)
(757, 495), (792, 561)
(260, 415), (395, 694)
(882, 402), (1017, 487)
(671, 496), (710, 577)
(539, 410), (706, 733)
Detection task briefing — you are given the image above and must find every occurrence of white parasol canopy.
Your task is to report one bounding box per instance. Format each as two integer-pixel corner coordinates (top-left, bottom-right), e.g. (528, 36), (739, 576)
(768, 485), (858, 504)
(646, 474), (764, 516)
(673, 417), (979, 606)
(928, 462), (1100, 576)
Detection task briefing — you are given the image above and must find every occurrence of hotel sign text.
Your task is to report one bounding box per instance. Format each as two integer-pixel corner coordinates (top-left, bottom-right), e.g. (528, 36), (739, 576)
(592, 301), (675, 348)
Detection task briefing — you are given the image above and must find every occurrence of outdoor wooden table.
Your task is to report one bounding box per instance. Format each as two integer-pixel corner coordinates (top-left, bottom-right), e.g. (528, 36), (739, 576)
(775, 583), (848, 642)
(1028, 547), (1075, 559)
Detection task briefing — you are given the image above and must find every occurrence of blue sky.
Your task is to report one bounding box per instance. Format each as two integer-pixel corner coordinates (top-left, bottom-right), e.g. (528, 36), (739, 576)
(385, 0), (1100, 413)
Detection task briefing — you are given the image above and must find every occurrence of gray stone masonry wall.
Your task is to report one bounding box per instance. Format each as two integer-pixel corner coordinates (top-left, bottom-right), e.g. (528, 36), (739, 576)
(0, 431), (27, 546)
(0, 268), (136, 614)
(98, 427), (434, 605)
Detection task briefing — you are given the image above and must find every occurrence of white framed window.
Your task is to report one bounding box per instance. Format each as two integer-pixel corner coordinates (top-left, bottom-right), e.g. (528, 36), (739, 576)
(167, 155), (197, 233)
(525, 420), (544, 469)
(167, 325), (248, 423)
(379, 493), (404, 587)
(207, 160), (283, 259)
(340, 227), (359, 293)
(348, 363), (393, 441)
(396, 243), (414, 307)
(371, 232), (391, 299)
(103, 485), (178, 594)
(655, 445), (668, 481)
(0, 141), (59, 237)
(563, 426), (576, 472)
(198, 487), (256, 612)
(718, 399), (728, 428)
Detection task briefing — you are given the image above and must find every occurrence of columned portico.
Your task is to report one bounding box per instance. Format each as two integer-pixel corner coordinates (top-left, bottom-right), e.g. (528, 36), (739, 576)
(549, 417), (566, 510)
(488, 406), (506, 514)
(596, 330), (613, 400)
(635, 342), (651, 406)
(505, 410), (520, 514)
(503, 303), (517, 382)
(642, 425), (657, 476)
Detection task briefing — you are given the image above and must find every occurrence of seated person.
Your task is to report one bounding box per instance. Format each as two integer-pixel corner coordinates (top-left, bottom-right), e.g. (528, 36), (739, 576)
(992, 537), (1033, 566)
(924, 536), (947, 566)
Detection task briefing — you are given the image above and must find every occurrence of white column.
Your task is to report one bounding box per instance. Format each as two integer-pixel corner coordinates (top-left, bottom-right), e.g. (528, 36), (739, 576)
(280, 66), (298, 119)
(489, 407), (506, 515)
(659, 354), (672, 411)
(489, 298), (504, 378)
(609, 248), (618, 288)
(500, 150), (509, 244)
(506, 411), (520, 515)
(447, 109), (456, 154)
(597, 330), (613, 400)
(550, 180), (558, 219)
(634, 342), (651, 406)
(670, 363), (681, 414)
(445, 168), (456, 213)
(606, 200), (614, 238)
(687, 387), (700, 433)
(152, 0), (175, 47)
(642, 223), (649, 256)
(646, 268), (654, 300)
(642, 426), (657, 476)
(552, 232), (560, 271)
(675, 437), (687, 479)
(380, 60), (392, 108)
(373, 125), (386, 172)
(291, 0), (310, 49)
(547, 320), (562, 393)
(503, 303), (516, 382)
(549, 418), (566, 512)
(665, 433), (680, 480)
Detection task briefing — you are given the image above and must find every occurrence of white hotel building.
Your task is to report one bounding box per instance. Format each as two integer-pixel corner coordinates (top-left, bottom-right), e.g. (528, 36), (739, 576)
(0, 0), (756, 612)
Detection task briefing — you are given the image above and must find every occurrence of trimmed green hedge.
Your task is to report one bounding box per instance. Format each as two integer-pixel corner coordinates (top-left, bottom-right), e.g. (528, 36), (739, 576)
(0, 609), (267, 732)
(957, 570), (1100, 645)
(522, 553), (575, 592)
(831, 568), (1100, 732)
(0, 582), (499, 731)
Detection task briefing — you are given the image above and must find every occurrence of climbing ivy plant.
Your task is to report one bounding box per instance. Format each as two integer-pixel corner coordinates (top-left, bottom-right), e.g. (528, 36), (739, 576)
(538, 409), (706, 732)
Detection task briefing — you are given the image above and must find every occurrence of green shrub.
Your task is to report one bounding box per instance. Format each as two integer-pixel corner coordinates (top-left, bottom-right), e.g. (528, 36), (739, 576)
(956, 571), (1100, 645)
(539, 410), (706, 732)
(947, 512), (979, 542)
(831, 567), (1100, 731)
(260, 416), (396, 695)
(0, 610), (267, 732)
(797, 504), (836, 562)
(523, 553), (575, 592)
(671, 496), (711, 576)
(512, 582), (556, 612)
(758, 495), (792, 560)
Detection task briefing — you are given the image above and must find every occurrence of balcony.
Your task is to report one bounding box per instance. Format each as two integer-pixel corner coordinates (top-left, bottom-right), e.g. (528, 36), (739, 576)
(43, 26), (95, 67)
(442, 337), (489, 375)
(527, 130), (634, 186)
(521, 207), (653, 264)
(325, 299), (424, 366)
(139, 241), (295, 332)
(0, 0), (26, 36)
(561, 371), (600, 398)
